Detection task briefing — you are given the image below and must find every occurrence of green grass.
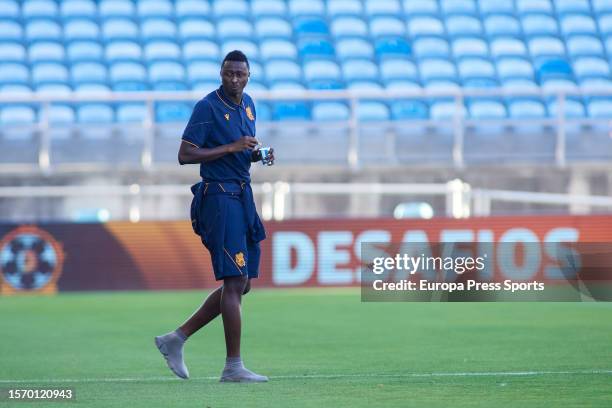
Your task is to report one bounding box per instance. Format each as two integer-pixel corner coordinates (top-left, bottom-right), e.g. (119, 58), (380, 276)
(1, 288), (611, 407)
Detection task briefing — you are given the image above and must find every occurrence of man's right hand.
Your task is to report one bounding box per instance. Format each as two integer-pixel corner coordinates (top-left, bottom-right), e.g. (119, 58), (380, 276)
(229, 136), (258, 153)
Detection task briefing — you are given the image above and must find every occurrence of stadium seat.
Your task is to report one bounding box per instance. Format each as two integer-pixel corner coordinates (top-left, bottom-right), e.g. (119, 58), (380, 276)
(573, 57), (610, 79)
(0, 84), (32, 95)
(192, 81), (218, 92)
(112, 81), (148, 91)
(67, 41), (104, 62)
(214, 0), (250, 18)
(587, 100), (612, 117)
(0, 63), (29, 85)
(529, 37), (566, 58)
(547, 99), (586, 117)
(294, 17), (330, 37)
(75, 83), (111, 94)
(306, 79), (344, 89)
(117, 104), (147, 123)
(452, 38), (488, 59)
(561, 15), (597, 36)
(593, 0), (612, 13)
(446, 16), (483, 37)
(0, 21), (23, 41)
(542, 78), (579, 94)
(298, 38), (335, 60)
(342, 59), (378, 82)
(252, 0), (287, 18)
(77, 104), (114, 123)
(484, 15), (521, 37)
(369, 17), (407, 38)
(0, 106), (36, 124)
(463, 78), (499, 89)
(516, 0), (553, 14)
(31, 63), (69, 85)
(179, 19), (216, 41)
(441, 0), (477, 15)
(304, 60), (341, 81)
(508, 99), (547, 117)
(35, 83), (72, 95)
(149, 62), (186, 83)
(556, 0), (591, 14)
(270, 81), (305, 90)
(419, 59), (457, 82)
(347, 81), (383, 90)
(187, 61), (219, 82)
(71, 62), (108, 84)
(144, 41), (181, 62)
(0, 0), (19, 19)
(175, 0), (211, 19)
(249, 61), (264, 81)
(357, 102), (390, 121)
(327, 0), (363, 17)
(375, 37), (411, 59)
(497, 58), (535, 79)
(430, 101), (466, 119)
(265, 60), (302, 82)
(536, 58), (573, 80)
(110, 62), (147, 83)
(141, 19), (177, 41)
(330, 17), (368, 38)
(413, 37), (450, 59)
(221, 40), (259, 60)
(29, 42), (65, 63)
(597, 15), (612, 36)
(255, 18), (293, 39)
(105, 41), (143, 63)
(0, 43), (26, 63)
(61, 0), (96, 19)
(102, 19), (140, 42)
(312, 102), (350, 121)
(99, 0), (135, 18)
(580, 77), (612, 90)
(336, 38), (375, 60)
(458, 58), (496, 80)
(217, 18), (254, 40)
(273, 102), (310, 120)
(479, 0), (514, 14)
(183, 40), (221, 62)
(64, 19), (100, 42)
(153, 81), (188, 91)
(391, 100), (429, 120)
(22, 0), (58, 19)
(521, 14), (559, 36)
(48, 105), (76, 124)
(380, 59), (418, 81)
(468, 100), (507, 118)
(138, 0), (174, 19)
(567, 36), (605, 57)
(259, 39), (295, 61)
(408, 17), (445, 37)
(26, 20), (62, 42)
(289, 0), (325, 16)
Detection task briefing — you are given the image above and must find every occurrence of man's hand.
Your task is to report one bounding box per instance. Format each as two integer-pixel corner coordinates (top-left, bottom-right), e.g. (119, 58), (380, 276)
(229, 136), (258, 153)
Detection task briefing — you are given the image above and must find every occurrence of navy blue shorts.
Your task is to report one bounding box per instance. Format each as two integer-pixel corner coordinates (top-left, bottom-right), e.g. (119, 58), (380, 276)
(196, 183), (261, 281)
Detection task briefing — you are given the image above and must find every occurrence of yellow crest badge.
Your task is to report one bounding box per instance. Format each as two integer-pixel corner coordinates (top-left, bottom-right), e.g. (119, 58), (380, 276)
(245, 106), (255, 121)
(224, 113), (230, 121)
(235, 252), (246, 268)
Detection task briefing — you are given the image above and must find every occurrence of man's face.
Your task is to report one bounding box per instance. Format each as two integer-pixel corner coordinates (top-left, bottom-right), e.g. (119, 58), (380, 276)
(221, 61), (249, 97)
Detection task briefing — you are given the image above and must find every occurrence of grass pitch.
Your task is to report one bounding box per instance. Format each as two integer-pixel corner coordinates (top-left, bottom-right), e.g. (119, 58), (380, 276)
(1, 288), (611, 407)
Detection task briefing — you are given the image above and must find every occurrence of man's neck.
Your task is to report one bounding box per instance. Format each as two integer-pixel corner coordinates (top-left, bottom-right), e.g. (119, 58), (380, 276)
(222, 86), (242, 105)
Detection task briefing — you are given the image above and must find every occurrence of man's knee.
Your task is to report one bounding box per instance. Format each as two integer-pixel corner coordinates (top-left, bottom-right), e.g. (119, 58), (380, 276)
(242, 279), (251, 295)
(223, 276), (248, 295)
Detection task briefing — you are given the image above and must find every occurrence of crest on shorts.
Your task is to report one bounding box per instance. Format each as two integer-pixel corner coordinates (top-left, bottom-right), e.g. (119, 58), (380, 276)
(224, 113), (230, 121)
(235, 252), (246, 267)
(245, 106), (255, 121)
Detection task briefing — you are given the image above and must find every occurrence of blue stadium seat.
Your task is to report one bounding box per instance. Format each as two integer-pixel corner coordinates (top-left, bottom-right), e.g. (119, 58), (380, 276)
(260, 39), (297, 60)
(529, 37), (566, 58)
(141, 19), (177, 40)
(179, 19), (216, 41)
(587, 100), (612, 117)
(468, 100), (507, 118)
(221, 40), (259, 60)
(342, 59), (378, 82)
(67, 41), (103, 62)
(452, 38), (488, 58)
(441, 0), (477, 15)
(138, 0), (174, 19)
(0, 84), (32, 94)
(365, 0), (401, 17)
(560, 15), (598, 36)
(289, 0), (325, 17)
(304, 60), (341, 81)
(593, 0), (612, 13)
(327, 0), (363, 17)
(479, 0), (514, 14)
(579, 77), (612, 90)
(255, 18), (292, 39)
(0, 43), (26, 63)
(246, 81), (267, 91)
(144, 41), (181, 62)
(521, 14), (559, 36)
(187, 61), (219, 82)
(357, 102), (390, 121)
(536, 58), (573, 80)
(391, 100), (429, 120)
(567, 36), (605, 57)
(463, 78), (499, 88)
(112, 81), (148, 91)
(306, 79), (344, 89)
(253, 102), (271, 121)
(516, 0), (553, 14)
(298, 38), (335, 60)
(149, 62), (186, 83)
(508, 99), (547, 118)
(102, 19), (140, 42)
(71, 62), (108, 84)
(312, 102), (350, 121)
(48, 105), (76, 124)
(110, 62), (147, 83)
(430, 101), (466, 119)
(419, 59), (457, 81)
(369, 17), (407, 38)
(294, 17), (330, 37)
(193, 81), (220, 91)
(213, 0), (249, 18)
(252, 0), (287, 18)
(61, 0), (96, 19)
(26, 20), (62, 42)
(153, 81), (188, 91)
(117, 104), (147, 123)
(273, 102), (310, 120)
(446, 16), (483, 37)
(497, 58), (535, 79)
(0, 106), (36, 124)
(347, 81), (383, 90)
(484, 15), (521, 37)
(99, 0), (135, 18)
(77, 104), (114, 123)
(413, 37), (450, 59)
(601, 16), (612, 36)
(217, 18), (254, 40)
(458, 58), (496, 80)
(375, 37), (411, 59)
(22, 0), (58, 19)
(105, 41), (143, 63)
(336, 38), (375, 60)
(330, 17), (368, 38)
(183, 40), (221, 62)
(156, 103), (192, 122)
(547, 99), (586, 117)
(542, 78), (579, 94)
(408, 17), (445, 37)
(0, 21), (22, 41)
(32, 63), (69, 85)
(249, 61), (264, 81)
(265, 60), (302, 82)
(0, 0), (19, 19)
(35, 83), (71, 95)
(380, 59), (418, 81)
(175, 0), (211, 19)
(75, 83), (111, 93)
(64, 19), (100, 42)
(270, 81), (304, 90)
(556, 0), (591, 14)
(573, 57), (610, 79)
(29, 42), (65, 63)
(0, 63), (29, 84)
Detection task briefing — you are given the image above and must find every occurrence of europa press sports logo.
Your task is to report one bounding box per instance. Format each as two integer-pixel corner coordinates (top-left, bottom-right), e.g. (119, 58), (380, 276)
(0, 226), (65, 294)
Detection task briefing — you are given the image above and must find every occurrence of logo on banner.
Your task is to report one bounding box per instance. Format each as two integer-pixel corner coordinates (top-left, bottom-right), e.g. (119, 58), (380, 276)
(0, 226), (65, 294)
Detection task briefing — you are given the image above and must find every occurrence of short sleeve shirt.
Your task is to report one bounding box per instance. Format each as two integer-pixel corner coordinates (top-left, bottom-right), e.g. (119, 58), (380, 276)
(181, 86), (257, 183)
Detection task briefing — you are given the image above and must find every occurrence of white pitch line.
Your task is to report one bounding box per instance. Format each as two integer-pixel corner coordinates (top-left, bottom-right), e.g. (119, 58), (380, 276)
(0, 369), (610, 384)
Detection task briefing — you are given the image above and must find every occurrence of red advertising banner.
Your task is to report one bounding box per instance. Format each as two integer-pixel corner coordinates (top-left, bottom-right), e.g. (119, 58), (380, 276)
(1, 215), (612, 294)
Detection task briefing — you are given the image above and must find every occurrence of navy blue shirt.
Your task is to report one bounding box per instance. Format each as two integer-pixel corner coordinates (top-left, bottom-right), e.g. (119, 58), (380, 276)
(182, 86), (257, 183)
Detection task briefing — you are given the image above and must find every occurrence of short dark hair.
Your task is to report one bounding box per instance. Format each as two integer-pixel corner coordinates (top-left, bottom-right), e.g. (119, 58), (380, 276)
(222, 50), (250, 70)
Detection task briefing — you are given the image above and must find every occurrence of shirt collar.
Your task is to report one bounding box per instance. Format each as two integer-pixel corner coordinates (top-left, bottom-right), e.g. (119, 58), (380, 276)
(218, 85), (244, 109)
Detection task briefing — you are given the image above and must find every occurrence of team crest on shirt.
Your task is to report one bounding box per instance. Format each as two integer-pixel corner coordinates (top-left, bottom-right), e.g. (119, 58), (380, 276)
(235, 252), (246, 267)
(245, 106), (255, 121)
(224, 113), (230, 121)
